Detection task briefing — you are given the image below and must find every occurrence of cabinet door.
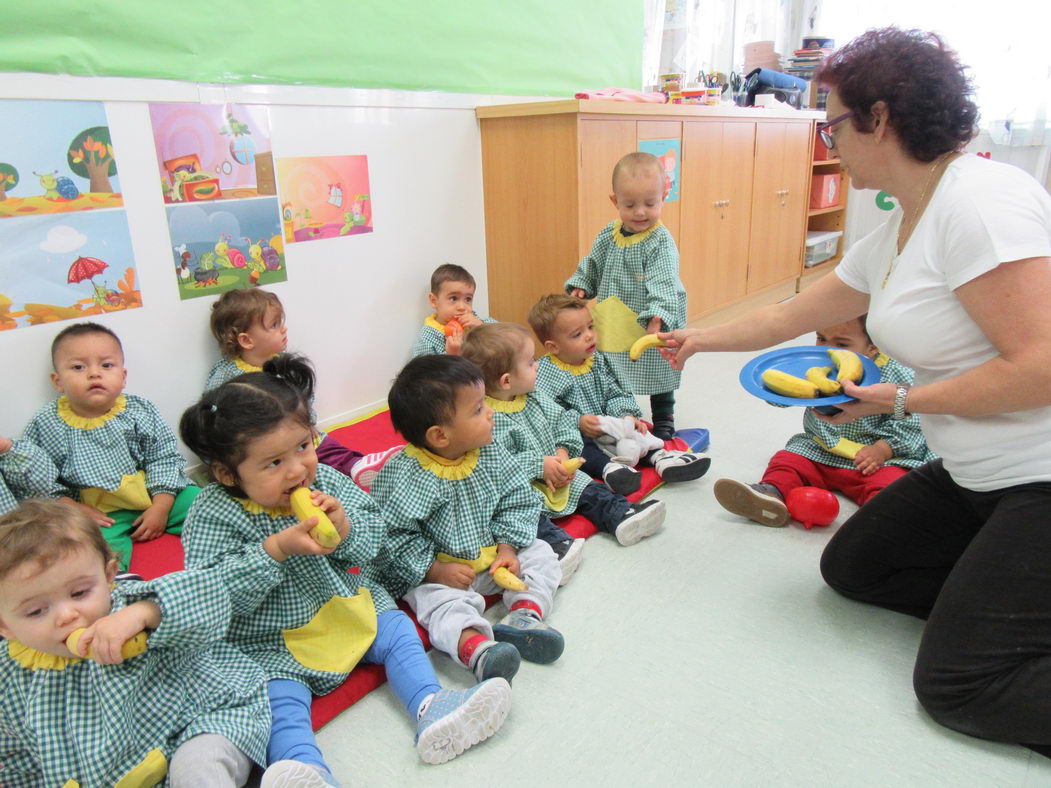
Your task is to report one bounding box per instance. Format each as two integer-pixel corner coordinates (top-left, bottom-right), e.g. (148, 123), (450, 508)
(637, 120), (682, 244)
(747, 122), (811, 293)
(578, 120), (636, 257)
(679, 120), (755, 317)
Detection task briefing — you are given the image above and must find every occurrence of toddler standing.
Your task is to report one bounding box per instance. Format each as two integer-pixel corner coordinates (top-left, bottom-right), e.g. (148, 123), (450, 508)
(206, 289), (400, 489)
(369, 354), (565, 685)
(567, 151), (688, 439)
(462, 322), (668, 549)
(23, 322), (198, 569)
(0, 499), (270, 787)
(714, 317), (936, 526)
(181, 354), (510, 785)
(411, 264), (494, 357)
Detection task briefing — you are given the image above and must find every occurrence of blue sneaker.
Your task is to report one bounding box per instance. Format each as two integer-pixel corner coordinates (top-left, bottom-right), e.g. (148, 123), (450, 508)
(415, 678), (512, 764)
(492, 609), (564, 664)
(260, 760), (340, 787)
(469, 640), (520, 683)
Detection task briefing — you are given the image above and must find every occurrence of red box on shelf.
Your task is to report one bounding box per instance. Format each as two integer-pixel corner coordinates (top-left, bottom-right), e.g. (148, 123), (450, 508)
(813, 133), (833, 160)
(810, 173), (841, 209)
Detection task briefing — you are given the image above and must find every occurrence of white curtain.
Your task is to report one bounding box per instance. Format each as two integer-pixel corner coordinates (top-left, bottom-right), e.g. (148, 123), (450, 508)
(817, 1), (1051, 148)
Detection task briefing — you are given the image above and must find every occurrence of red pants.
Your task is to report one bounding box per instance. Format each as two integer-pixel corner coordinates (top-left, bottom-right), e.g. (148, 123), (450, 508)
(761, 450), (909, 507)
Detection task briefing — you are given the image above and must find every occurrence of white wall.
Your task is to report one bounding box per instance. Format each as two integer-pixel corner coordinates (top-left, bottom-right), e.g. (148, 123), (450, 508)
(0, 73), (541, 447)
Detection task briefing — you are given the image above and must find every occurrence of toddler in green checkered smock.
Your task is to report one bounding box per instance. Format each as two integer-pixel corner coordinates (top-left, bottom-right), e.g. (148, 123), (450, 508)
(0, 498), (271, 787)
(22, 322), (200, 570)
(567, 151), (688, 441)
(180, 354), (511, 782)
(370, 354), (566, 687)
(411, 264), (496, 357)
(713, 317), (936, 528)
(0, 435), (58, 515)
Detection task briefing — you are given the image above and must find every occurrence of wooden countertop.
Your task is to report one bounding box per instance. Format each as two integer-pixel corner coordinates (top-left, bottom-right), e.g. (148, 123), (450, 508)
(475, 99), (825, 121)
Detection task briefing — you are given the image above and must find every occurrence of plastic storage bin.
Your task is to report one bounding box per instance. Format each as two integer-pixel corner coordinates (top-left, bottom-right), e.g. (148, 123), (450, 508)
(804, 230), (843, 266)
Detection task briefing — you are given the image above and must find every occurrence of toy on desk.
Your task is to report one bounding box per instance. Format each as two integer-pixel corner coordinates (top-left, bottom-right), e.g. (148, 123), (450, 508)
(786, 486), (839, 529)
(628, 334), (667, 361)
(66, 628), (149, 661)
(290, 487), (342, 548)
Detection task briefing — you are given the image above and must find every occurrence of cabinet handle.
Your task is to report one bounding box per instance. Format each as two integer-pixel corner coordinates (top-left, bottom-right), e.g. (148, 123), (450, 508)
(712, 199), (730, 207)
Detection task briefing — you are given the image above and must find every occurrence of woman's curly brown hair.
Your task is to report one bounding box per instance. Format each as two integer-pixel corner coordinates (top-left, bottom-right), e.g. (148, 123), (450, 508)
(817, 27), (978, 162)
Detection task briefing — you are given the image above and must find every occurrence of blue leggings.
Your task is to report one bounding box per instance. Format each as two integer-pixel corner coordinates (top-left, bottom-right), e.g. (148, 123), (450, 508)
(267, 609), (441, 769)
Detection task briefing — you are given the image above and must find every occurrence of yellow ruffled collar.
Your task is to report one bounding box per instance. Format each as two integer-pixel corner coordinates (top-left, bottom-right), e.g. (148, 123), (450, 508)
(545, 353), (594, 376)
(237, 498), (292, 517)
(424, 314), (446, 333)
(57, 394), (126, 430)
(612, 219), (662, 248)
(486, 394), (527, 413)
(404, 444), (479, 480)
(8, 639), (82, 671)
(234, 358), (263, 373)
(874, 352), (889, 368)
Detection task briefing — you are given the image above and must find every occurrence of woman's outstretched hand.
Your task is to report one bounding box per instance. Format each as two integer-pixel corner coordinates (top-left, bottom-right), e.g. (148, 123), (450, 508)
(813, 380), (897, 424)
(657, 329), (702, 370)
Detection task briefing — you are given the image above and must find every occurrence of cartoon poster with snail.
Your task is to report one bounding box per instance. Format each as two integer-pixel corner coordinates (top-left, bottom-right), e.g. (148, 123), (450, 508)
(0, 99), (140, 330)
(149, 103), (286, 299)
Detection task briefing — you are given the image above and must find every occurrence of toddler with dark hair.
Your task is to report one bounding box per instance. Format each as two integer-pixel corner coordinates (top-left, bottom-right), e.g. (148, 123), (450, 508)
(23, 321), (198, 569)
(369, 354), (565, 685)
(411, 264), (495, 357)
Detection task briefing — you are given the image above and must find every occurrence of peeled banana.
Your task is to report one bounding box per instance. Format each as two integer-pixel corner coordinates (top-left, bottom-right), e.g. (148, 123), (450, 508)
(629, 334), (667, 361)
(290, 487), (342, 548)
(805, 365), (842, 396)
(66, 628), (148, 661)
(562, 457), (585, 473)
(492, 566), (529, 591)
(827, 348), (863, 384)
(760, 368), (819, 399)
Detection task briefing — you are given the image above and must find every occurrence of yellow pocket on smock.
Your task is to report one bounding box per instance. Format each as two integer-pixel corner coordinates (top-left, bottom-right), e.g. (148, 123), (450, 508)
(282, 589), (377, 674)
(80, 471), (153, 514)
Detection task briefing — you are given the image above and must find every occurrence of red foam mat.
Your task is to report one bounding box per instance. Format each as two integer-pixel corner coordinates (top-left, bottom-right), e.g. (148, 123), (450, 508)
(132, 408), (683, 730)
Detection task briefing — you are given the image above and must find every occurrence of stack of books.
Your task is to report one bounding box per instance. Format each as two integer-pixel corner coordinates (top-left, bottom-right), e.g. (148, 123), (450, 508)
(785, 43), (834, 109)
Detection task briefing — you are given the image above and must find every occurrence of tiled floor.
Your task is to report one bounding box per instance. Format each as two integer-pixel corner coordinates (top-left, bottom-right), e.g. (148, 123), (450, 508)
(317, 337), (1051, 786)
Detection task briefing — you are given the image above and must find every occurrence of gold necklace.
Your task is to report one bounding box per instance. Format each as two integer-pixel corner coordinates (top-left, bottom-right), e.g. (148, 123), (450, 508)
(882, 153), (953, 289)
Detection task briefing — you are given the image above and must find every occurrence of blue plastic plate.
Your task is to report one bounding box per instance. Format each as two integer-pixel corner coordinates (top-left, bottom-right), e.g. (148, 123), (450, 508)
(739, 345), (881, 408)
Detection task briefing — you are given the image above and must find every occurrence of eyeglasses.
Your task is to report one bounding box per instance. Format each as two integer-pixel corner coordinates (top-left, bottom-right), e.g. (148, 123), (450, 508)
(817, 110), (855, 150)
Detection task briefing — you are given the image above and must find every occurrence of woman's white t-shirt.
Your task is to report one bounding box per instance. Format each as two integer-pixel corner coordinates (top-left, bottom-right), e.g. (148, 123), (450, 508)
(835, 155), (1051, 491)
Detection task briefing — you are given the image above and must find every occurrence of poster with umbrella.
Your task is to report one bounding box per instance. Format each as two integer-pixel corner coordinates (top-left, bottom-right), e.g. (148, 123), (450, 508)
(0, 211), (141, 330)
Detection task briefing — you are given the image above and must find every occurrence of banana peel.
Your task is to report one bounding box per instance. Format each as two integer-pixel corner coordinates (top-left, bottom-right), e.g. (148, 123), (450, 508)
(628, 334), (667, 361)
(492, 566), (529, 591)
(66, 628), (148, 661)
(290, 487), (341, 548)
(760, 368), (819, 399)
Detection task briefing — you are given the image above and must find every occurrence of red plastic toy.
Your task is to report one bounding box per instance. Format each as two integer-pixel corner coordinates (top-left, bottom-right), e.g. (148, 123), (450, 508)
(786, 486), (839, 529)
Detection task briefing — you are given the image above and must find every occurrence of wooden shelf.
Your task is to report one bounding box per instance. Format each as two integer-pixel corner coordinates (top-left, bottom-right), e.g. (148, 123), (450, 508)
(802, 255), (840, 274)
(812, 158), (841, 166)
(808, 204), (844, 216)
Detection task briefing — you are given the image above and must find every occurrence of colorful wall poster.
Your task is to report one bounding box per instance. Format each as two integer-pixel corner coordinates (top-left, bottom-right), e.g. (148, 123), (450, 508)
(167, 197), (286, 300)
(0, 99), (123, 219)
(0, 211), (141, 330)
(149, 103), (276, 204)
(276, 155), (372, 243)
(638, 138), (681, 203)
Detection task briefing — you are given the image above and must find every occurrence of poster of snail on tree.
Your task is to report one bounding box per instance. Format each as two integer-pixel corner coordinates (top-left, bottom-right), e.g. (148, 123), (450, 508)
(148, 102), (286, 300)
(0, 100), (141, 330)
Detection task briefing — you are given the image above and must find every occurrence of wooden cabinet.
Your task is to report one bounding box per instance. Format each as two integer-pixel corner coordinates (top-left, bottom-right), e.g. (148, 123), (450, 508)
(799, 121), (851, 290)
(476, 100), (823, 324)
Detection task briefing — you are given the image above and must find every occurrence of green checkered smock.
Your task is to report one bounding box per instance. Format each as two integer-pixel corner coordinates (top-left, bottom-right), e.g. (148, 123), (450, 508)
(182, 464), (396, 695)
(22, 395), (193, 501)
(0, 440), (58, 514)
(535, 352), (642, 421)
(368, 442), (540, 599)
(785, 357), (937, 470)
(410, 313), (496, 358)
(0, 570), (270, 788)
(566, 220), (686, 395)
(205, 358), (259, 391)
(489, 393), (591, 518)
